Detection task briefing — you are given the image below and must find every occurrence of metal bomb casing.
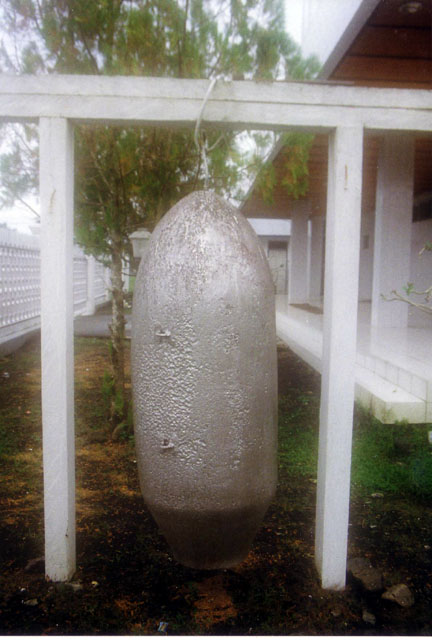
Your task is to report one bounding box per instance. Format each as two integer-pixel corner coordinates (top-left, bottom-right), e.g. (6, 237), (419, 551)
(131, 191), (277, 569)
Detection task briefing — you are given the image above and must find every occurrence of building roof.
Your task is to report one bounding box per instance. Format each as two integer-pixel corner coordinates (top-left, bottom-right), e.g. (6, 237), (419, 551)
(322, 0), (432, 89)
(242, 0), (432, 219)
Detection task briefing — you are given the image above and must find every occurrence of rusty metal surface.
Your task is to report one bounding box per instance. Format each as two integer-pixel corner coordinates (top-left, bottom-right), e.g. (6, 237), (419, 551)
(131, 191), (277, 569)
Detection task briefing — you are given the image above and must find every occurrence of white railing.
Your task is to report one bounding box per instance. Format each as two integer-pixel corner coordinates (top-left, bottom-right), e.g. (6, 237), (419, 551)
(0, 227), (110, 347)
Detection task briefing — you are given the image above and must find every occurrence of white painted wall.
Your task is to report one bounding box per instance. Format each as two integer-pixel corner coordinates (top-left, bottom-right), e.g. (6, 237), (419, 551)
(371, 135), (414, 328)
(409, 219), (432, 328)
(289, 201), (310, 303)
(247, 217), (291, 237)
(248, 218), (291, 294)
(309, 216), (324, 302)
(358, 212), (374, 302)
(267, 241), (289, 294)
(248, 212), (376, 305)
(313, 211), (430, 319)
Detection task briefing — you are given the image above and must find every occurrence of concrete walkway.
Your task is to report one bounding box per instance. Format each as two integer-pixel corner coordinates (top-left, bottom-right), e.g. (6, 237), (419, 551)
(74, 312), (131, 338)
(275, 295), (431, 424)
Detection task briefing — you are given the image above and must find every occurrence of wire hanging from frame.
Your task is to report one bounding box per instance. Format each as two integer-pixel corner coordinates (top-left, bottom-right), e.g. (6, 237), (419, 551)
(194, 76), (224, 190)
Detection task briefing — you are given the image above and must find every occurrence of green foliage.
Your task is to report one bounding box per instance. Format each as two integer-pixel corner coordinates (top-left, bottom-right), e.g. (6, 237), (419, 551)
(101, 366), (133, 436)
(351, 407), (432, 498)
(255, 132), (315, 204)
(403, 282), (415, 296)
(102, 367), (124, 414)
(256, 162), (277, 204)
(101, 369), (115, 410)
(279, 133), (313, 198)
(1, 0), (320, 235)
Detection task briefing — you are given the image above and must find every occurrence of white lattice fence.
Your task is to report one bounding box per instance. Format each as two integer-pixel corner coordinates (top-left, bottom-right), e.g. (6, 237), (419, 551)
(0, 228), (110, 348)
(95, 260), (110, 305)
(0, 229), (41, 344)
(73, 247), (88, 314)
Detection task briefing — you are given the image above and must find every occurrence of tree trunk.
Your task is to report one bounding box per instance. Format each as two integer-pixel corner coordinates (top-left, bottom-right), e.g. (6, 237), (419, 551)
(109, 235), (126, 428)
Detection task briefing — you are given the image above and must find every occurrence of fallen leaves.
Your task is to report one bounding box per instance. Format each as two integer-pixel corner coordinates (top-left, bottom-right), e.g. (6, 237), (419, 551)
(192, 575), (237, 630)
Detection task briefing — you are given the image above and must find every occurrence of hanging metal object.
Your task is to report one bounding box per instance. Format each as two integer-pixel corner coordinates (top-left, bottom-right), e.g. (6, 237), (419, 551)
(131, 191), (278, 569)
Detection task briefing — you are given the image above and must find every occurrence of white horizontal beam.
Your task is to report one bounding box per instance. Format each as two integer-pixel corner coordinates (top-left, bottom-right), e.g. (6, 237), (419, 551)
(0, 75), (431, 133)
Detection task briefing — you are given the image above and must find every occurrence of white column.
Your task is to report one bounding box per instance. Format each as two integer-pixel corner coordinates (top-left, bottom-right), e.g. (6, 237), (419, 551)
(288, 200), (310, 303)
(84, 255), (96, 316)
(316, 126), (363, 590)
(309, 216), (324, 303)
(40, 117), (76, 581)
(371, 135), (414, 328)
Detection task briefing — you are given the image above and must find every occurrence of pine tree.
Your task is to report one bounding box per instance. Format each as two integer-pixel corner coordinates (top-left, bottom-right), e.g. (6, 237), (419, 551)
(0, 0), (319, 431)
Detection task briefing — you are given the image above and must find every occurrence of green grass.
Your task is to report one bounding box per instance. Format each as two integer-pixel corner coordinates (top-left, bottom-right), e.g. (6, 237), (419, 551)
(2, 336), (431, 503)
(278, 391), (319, 478)
(0, 415), (22, 457)
(278, 391), (432, 499)
(351, 407), (432, 498)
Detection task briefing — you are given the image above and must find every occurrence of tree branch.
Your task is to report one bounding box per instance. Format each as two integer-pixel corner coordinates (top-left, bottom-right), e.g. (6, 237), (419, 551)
(382, 290), (432, 315)
(12, 195), (40, 219)
(76, 22), (101, 73)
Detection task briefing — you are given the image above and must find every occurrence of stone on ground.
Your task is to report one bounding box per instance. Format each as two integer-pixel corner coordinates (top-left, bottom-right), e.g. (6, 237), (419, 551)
(347, 557), (383, 592)
(382, 583), (414, 607)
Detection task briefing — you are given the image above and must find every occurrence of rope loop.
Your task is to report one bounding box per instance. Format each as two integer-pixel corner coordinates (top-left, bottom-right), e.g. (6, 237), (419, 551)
(194, 76), (223, 189)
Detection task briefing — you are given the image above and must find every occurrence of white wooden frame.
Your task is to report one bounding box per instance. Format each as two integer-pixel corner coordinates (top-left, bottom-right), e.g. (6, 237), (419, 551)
(1, 75), (431, 588)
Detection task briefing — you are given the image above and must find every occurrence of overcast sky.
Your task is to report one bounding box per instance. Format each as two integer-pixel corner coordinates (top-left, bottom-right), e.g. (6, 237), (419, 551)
(285, 0), (304, 44)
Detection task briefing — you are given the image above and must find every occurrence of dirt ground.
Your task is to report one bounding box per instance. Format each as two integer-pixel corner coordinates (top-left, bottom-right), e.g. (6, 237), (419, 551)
(0, 335), (431, 635)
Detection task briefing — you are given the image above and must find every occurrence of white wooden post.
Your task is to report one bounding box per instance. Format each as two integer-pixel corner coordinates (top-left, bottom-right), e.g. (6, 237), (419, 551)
(288, 199), (310, 303)
(315, 126), (363, 590)
(40, 117), (76, 581)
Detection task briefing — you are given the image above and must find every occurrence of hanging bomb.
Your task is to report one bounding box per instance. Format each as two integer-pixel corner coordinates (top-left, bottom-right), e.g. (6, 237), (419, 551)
(131, 191), (277, 569)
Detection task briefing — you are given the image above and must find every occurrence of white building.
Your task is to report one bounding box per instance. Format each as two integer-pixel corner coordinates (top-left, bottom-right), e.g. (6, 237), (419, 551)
(243, 0), (432, 425)
(247, 218), (291, 294)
